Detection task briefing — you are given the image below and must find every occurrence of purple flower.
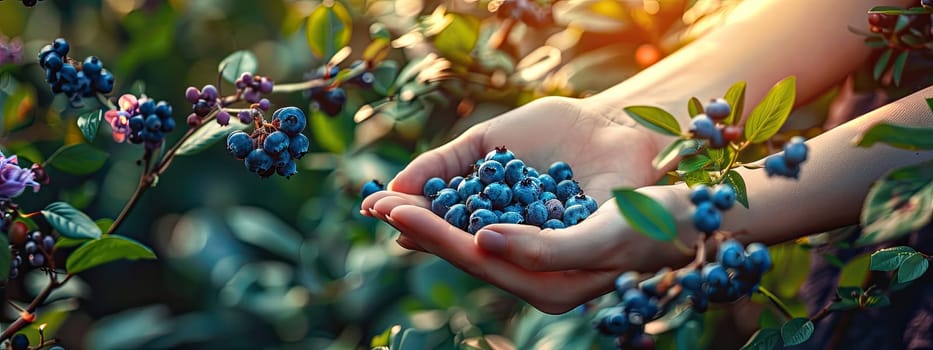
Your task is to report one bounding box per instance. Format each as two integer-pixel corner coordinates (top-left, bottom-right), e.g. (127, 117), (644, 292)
(0, 153), (40, 199)
(104, 94), (138, 143)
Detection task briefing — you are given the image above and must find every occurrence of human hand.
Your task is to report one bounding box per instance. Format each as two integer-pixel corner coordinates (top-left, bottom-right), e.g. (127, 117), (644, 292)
(361, 96), (693, 313)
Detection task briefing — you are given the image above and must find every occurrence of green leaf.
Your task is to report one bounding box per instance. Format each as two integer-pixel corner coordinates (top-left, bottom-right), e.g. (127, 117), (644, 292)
(0, 235), (10, 280)
(856, 123), (933, 150)
(41, 202), (102, 240)
(55, 236), (91, 249)
(175, 114), (250, 156)
(724, 170), (749, 208)
(759, 242), (810, 300)
(870, 246), (916, 271)
(683, 168), (712, 187)
(396, 326), (454, 350)
(433, 13), (480, 65)
(47, 143), (109, 175)
(371, 60), (399, 96)
(892, 51), (909, 86)
(677, 155), (711, 173)
(868, 6), (933, 14)
(874, 49), (892, 81)
(838, 253), (871, 287)
(687, 97), (703, 118)
(896, 253), (929, 283)
(66, 235), (156, 274)
(858, 160), (933, 245)
(652, 139), (702, 170)
(723, 81), (746, 125)
(310, 108), (352, 153)
(305, 1), (352, 60)
(77, 110), (103, 142)
(780, 318), (814, 347)
(613, 188), (677, 242)
(740, 328), (781, 350)
(744, 77), (796, 143)
(218, 50), (258, 84)
(624, 106), (682, 137)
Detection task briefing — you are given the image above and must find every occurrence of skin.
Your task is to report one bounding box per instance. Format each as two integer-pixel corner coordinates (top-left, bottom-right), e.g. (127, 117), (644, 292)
(361, 0), (925, 314)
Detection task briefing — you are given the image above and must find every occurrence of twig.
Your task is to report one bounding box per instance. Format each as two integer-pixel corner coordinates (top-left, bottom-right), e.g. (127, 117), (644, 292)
(0, 274), (72, 341)
(757, 286), (794, 320)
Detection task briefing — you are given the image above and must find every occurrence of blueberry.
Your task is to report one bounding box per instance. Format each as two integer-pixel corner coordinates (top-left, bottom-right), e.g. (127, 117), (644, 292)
(43, 53), (63, 71)
(288, 133), (310, 159)
(423, 177), (447, 197)
(504, 159), (526, 186)
(483, 182), (513, 209)
(263, 131), (290, 155)
(678, 270), (702, 292)
(689, 184), (711, 205)
(717, 239), (745, 269)
(545, 198), (564, 220)
(478, 160), (505, 184)
(82, 56), (102, 77)
(702, 263), (729, 288)
(42, 236), (55, 252)
(511, 177), (539, 205)
(95, 70), (115, 93)
(276, 159), (298, 178)
(499, 211), (524, 224)
(692, 202), (721, 233)
(321, 88), (347, 116)
(523, 167), (540, 178)
(58, 64), (77, 82)
(272, 107), (308, 136)
(139, 100), (156, 115)
(555, 179), (581, 202)
(226, 132), (253, 159)
(144, 114), (161, 131)
(29, 253), (44, 267)
(542, 219), (566, 229)
(548, 161), (573, 182)
(745, 242), (772, 273)
(638, 271), (666, 298)
(783, 136), (808, 166)
(155, 101), (173, 119)
(52, 38), (69, 55)
(566, 193), (597, 214)
(457, 177), (484, 199)
(31, 231), (42, 242)
(597, 313), (629, 336)
(468, 209), (498, 234)
(539, 191), (557, 202)
(466, 193), (493, 212)
(444, 204), (469, 229)
(537, 174), (557, 194)
(712, 184), (736, 210)
(563, 204), (590, 226)
(361, 179), (385, 198)
(447, 176), (464, 190)
(11, 333), (29, 350)
(432, 188), (461, 216)
(622, 289), (649, 312)
(689, 114), (716, 139)
(503, 203), (523, 214)
(160, 116), (176, 133)
(764, 155), (799, 178)
(25, 241), (36, 254)
(484, 146), (515, 165)
(523, 200), (548, 226)
(705, 98), (731, 121)
(273, 150), (292, 169)
(244, 149), (274, 173)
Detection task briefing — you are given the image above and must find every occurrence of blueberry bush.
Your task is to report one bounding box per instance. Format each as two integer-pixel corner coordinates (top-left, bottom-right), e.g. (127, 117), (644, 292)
(0, 0), (929, 349)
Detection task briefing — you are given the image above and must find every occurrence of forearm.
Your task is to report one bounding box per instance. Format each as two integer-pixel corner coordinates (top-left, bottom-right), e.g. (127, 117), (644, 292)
(723, 85), (933, 244)
(588, 0), (911, 128)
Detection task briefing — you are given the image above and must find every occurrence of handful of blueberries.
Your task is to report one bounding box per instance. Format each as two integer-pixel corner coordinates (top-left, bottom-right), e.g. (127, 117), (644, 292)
(422, 147), (598, 234)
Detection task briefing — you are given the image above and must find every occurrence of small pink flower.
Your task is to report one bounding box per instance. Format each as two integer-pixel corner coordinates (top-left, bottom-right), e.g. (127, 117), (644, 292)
(0, 153), (40, 199)
(105, 94), (139, 143)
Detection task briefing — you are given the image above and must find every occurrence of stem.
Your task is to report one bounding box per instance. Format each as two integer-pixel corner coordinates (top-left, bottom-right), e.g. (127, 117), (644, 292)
(96, 93), (117, 110)
(757, 286), (794, 320)
(810, 301), (835, 322)
(273, 79), (327, 93)
(0, 274), (72, 341)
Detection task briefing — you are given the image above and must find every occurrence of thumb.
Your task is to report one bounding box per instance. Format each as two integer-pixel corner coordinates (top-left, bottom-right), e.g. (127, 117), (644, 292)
(387, 125), (488, 194)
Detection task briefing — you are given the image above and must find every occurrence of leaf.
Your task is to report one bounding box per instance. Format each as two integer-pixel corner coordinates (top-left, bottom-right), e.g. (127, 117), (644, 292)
(310, 108), (352, 153)
(868, 6), (932, 14)
(77, 110), (103, 142)
(723, 81), (746, 125)
(55, 237), (91, 249)
(218, 50), (258, 84)
(66, 235), (156, 274)
(870, 246), (916, 271)
(744, 77), (796, 143)
(683, 168), (711, 187)
(175, 115), (250, 156)
(47, 143), (109, 175)
(874, 49), (892, 81)
(858, 160), (933, 245)
(677, 155), (711, 173)
(855, 123), (933, 150)
(864, 294), (891, 308)
(652, 139), (702, 170)
(894, 14), (911, 32)
(41, 202), (102, 240)
(687, 97), (703, 118)
(896, 253), (929, 283)
(613, 188), (677, 242)
(624, 106), (682, 137)
(740, 328), (781, 350)
(724, 170), (749, 208)
(0, 235), (9, 280)
(838, 253), (871, 287)
(305, 1), (352, 60)
(892, 51), (909, 87)
(433, 13), (480, 65)
(829, 298), (859, 311)
(759, 242), (810, 299)
(370, 60), (399, 96)
(780, 318), (814, 346)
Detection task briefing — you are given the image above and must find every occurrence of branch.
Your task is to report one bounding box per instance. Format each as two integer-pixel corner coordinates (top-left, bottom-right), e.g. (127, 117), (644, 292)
(0, 274), (72, 341)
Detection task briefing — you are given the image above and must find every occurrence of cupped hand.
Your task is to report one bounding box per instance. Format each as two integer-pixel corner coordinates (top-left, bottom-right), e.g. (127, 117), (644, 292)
(361, 96), (693, 313)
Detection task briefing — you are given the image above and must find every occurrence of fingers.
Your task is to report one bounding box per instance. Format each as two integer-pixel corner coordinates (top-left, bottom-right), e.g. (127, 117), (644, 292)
(387, 125), (489, 194)
(474, 203), (626, 272)
(360, 191), (430, 219)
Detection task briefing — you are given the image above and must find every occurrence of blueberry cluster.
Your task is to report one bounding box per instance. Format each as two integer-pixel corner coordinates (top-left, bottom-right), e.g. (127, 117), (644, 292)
(111, 95), (175, 150)
(361, 179), (386, 199)
(420, 147), (596, 234)
(6, 221), (56, 280)
(37, 38), (115, 105)
(185, 84), (223, 127)
(306, 66), (348, 117)
(689, 184), (735, 234)
(688, 98), (742, 149)
(594, 272), (661, 349)
(679, 240), (773, 311)
(235, 72), (274, 104)
(225, 107), (309, 178)
(764, 136), (808, 179)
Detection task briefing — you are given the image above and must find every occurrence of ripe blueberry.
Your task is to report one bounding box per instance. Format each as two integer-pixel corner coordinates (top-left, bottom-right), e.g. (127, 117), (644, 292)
(263, 131), (290, 155)
(423, 177), (447, 197)
(504, 159), (525, 186)
(705, 98), (731, 121)
(548, 161), (573, 182)
(468, 209), (498, 234)
(499, 211), (524, 224)
(542, 219), (566, 229)
(272, 107), (308, 136)
(689, 114), (716, 139)
(555, 179), (581, 202)
(689, 184), (711, 205)
(288, 133), (310, 159)
(11, 333), (29, 350)
(457, 177), (484, 199)
(484, 146), (515, 165)
(523, 200), (548, 227)
(465, 193), (493, 212)
(361, 179), (385, 198)
(702, 263), (729, 288)
(432, 188), (461, 216)
(545, 199), (564, 220)
(566, 193), (597, 214)
(744, 242), (772, 274)
(444, 204), (469, 230)
(615, 271), (639, 297)
(712, 184), (736, 210)
(717, 239), (745, 269)
(783, 136), (808, 166)
(692, 201), (721, 233)
(482, 182), (513, 209)
(478, 160), (505, 184)
(563, 204), (590, 226)
(244, 149), (274, 173)
(512, 177), (541, 205)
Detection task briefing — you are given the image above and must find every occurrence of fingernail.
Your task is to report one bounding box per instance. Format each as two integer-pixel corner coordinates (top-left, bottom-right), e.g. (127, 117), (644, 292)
(359, 209), (371, 217)
(396, 238), (416, 250)
(476, 229), (506, 254)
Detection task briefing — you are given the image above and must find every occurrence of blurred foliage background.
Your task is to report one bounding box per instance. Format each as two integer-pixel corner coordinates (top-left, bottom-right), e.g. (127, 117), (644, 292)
(0, 0), (870, 349)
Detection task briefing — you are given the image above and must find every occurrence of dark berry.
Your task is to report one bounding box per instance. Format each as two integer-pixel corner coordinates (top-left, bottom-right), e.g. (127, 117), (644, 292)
(689, 114), (716, 139)
(43, 53), (63, 71)
(432, 189), (461, 216)
(144, 115), (161, 131)
(539, 191), (557, 202)
(478, 160), (505, 185)
(542, 219), (566, 229)
(42, 235), (55, 252)
(361, 179), (385, 198)
(468, 209), (498, 234)
(566, 193), (598, 214)
(722, 125), (742, 141)
(244, 149), (274, 173)
(689, 184), (711, 205)
(29, 253), (44, 267)
(545, 198), (564, 220)
(465, 193), (493, 212)
(524, 166), (540, 178)
(483, 182), (513, 209)
(712, 184), (736, 210)
(52, 38), (69, 56)
(445, 204), (469, 230)
(11, 333), (29, 350)
(783, 136), (808, 166)
(25, 241), (36, 254)
(503, 159), (526, 186)
(513, 177), (541, 205)
(216, 110), (231, 126)
(484, 146), (515, 165)
(288, 134), (310, 159)
(705, 98), (731, 121)
(499, 211), (524, 224)
(185, 87), (200, 103)
(692, 201), (721, 233)
(276, 159), (298, 178)
(548, 161), (573, 182)
(555, 179), (580, 202)
(423, 177), (447, 197)
(678, 270), (702, 291)
(717, 239), (745, 269)
(263, 131), (290, 155)
(745, 243), (772, 274)
(447, 176), (464, 190)
(524, 200), (548, 226)
(702, 263), (729, 288)
(201, 84), (218, 101)
(9, 221), (28, 245)
(272, 107), (307, 136)
(457, 177), (484, 199)
(563, 204), (590, 226)
(537, 174), (557, 194)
